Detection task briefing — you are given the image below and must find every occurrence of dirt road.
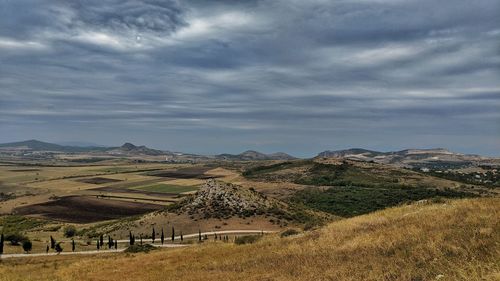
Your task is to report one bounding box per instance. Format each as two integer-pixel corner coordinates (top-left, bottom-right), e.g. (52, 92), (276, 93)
(0, 230), (274, 259)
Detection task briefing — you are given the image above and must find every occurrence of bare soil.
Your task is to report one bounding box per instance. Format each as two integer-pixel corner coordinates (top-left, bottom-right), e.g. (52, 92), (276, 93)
(13, 195), (163, 223)
(77, 177), (122, 184)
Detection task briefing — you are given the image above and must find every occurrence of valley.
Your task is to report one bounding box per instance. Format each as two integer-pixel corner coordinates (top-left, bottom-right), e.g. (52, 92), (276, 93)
(0, 140), (498, 280)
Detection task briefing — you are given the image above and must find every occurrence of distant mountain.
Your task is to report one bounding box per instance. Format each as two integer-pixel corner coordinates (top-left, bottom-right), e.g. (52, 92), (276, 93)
(0, 140), (167, 156)
(317, 148), (384, 158)
(0, 139), (105, 152)
(316, 147), (495, 169)
(106, 142), (169, 156)
(216, 150), (296, 161)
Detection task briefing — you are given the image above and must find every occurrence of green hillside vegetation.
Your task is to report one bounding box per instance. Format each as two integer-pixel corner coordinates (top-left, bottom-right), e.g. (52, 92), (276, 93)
(292, 186), (476, 217)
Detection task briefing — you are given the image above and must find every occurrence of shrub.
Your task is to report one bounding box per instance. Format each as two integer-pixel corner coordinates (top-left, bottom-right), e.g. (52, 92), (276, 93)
(280, 229), (300, 238)
(22, 240), (32, 253)
(234, 235), (261, 245)
(64, 225), (77, 237)
(124, 244), (156, 253)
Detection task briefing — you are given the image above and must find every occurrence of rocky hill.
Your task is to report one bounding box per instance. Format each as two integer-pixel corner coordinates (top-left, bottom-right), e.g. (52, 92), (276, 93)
(172, 179), (329, 224)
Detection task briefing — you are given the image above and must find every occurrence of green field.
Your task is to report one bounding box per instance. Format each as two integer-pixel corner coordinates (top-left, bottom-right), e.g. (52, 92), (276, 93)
(133, 183), (199, 194)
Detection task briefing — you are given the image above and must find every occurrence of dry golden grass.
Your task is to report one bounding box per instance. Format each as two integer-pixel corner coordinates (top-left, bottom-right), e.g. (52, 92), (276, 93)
(1, 197), (498, 281)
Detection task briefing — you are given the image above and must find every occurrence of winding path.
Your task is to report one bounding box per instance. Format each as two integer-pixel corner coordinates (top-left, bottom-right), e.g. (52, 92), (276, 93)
(0, 230), (274, 259)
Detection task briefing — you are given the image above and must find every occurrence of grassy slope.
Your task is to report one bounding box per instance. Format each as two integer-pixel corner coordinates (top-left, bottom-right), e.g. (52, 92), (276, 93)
(1, 197), (498, 281)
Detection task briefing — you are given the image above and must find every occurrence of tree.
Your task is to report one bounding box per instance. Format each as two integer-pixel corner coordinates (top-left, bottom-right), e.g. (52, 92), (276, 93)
(140, 234), (143, 245)
(171, 226), (175, 242)
(161, 228), (164, 245)
(99, 234), (104, 247)
(180, 232), (183, 242)
(108, 236), (113, 249)
(97, 239), (100, 250)
(152, 227), (156, 243)
(214, 233), (218, 240)
(115, 240), (118, 250)
(46, 245), (49, 253)
(22, 240), (32, 253)
(0, 233), (4, 255)
(72, 239), (76, 252)
(55, 243), (63, 254)
(129, 231), (134, 245)
(199, 230), (202, 242)
(50, 236), (56, 249)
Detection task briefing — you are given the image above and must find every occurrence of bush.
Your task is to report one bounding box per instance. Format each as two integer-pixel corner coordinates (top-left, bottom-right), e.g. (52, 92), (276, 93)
(280, 229), (300, 238)
(22, 240), (32, 253)
(64, 225), (77, 237)
(5, 233), (28, 245)
(124, 244), (156, 253)
(234, 235), (261, 245)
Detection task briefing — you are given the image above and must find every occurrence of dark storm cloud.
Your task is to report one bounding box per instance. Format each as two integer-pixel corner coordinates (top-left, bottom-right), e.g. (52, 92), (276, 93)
(0, 0), (499, 156)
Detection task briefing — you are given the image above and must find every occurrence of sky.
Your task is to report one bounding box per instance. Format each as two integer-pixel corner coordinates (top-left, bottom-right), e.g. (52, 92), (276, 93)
(0, 0), (499, 157)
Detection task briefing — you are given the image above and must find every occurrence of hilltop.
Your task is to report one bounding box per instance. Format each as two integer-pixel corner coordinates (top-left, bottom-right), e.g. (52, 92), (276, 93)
(1, 197), (497, 280)
(216, 150), (296, 161)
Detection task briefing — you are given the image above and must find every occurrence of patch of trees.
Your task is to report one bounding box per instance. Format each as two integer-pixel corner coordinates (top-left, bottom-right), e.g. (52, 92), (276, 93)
(291, 185), (477, 217)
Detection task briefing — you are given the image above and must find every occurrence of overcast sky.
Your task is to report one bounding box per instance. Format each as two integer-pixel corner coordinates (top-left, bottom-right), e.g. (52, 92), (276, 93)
(1, 0), (499, 157)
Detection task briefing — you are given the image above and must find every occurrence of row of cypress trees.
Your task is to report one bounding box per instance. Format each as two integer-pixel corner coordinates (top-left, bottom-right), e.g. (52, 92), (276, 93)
(130, 226), (184, 246)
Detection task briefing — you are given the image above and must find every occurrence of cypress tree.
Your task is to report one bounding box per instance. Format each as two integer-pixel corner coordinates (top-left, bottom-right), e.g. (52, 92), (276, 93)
(140, 234), (143, 245)
(152, 227), (155, 243)
(180, 231), (183, 242)
(171, 226), (175, 242)
(0, 233), (4, 254)
(46, 244), (49, 253)
(72, 239), (75, 252)
(115, 240), (118, 250)
(161, 228), (164, 245)
(50, 236), (56, 249)
(214, 233), (217, 240)
(97, 239), (100, 250)
(199, 230), (202, 241)
(129, 231), (133, 245)
(108, 236), (113, 249)
(99, 234), (104, 247)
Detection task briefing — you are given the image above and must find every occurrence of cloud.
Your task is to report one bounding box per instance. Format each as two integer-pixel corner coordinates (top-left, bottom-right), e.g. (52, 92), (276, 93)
(0, 0), (499, 156)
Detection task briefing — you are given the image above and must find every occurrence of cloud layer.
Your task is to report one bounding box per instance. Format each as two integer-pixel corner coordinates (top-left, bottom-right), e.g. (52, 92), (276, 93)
(1, 0), (499, 156)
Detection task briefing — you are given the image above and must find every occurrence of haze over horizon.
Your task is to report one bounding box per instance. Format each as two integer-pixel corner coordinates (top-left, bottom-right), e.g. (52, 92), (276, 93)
(1, 0), (499, 157)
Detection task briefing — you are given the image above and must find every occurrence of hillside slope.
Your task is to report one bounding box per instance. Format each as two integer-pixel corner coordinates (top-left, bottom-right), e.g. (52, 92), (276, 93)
(1, 198), (498, 281)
